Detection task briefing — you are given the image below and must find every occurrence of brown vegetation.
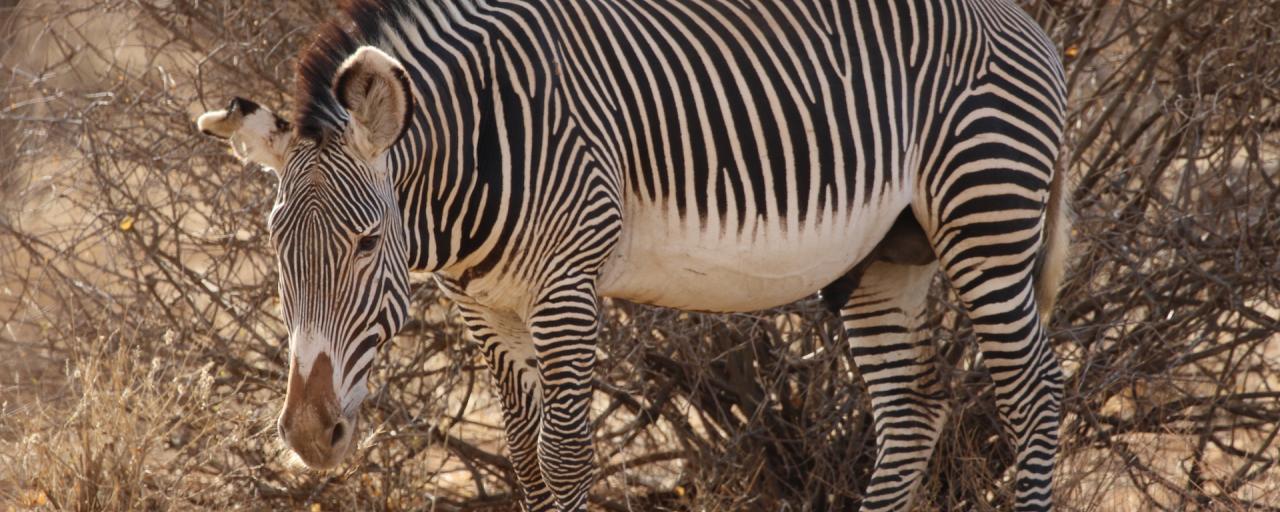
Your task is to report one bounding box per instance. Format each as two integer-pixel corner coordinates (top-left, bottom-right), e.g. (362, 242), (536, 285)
(2, 0), (1278, 510)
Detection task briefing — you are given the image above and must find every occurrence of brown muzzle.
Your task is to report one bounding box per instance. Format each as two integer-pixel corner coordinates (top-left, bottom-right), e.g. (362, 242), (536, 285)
(277, 353), (355, 468)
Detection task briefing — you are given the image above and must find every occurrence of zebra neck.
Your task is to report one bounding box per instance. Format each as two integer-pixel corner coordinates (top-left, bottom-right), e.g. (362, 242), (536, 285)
(375, 6), (522, 276)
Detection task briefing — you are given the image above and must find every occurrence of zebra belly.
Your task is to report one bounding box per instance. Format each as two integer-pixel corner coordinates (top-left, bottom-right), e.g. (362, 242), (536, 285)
(597, 198), (909, 313)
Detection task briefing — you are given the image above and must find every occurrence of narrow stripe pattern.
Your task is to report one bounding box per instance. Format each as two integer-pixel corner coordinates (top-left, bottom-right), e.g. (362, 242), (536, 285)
(269, 0), (1069, 510)
(271, 137), (412, 417)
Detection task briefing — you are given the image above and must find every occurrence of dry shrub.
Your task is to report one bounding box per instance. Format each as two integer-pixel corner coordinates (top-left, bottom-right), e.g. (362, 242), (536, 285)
(1, 0), (1277, 510)
(5, 339), (228, 511)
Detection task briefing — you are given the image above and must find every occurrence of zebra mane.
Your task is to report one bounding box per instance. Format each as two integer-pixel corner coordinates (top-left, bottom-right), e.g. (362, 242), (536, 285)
(294, 0), (411, 140)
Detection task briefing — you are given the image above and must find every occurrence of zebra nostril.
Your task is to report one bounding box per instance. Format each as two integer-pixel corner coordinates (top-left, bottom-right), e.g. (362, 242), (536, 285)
(330, 420), (345, 447)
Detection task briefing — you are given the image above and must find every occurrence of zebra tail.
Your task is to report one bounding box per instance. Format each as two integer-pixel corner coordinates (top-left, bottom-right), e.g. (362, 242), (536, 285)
(1035, 165), (1071, 325)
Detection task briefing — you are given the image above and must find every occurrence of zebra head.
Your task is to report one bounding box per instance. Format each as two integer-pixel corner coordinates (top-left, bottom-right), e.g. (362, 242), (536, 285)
(198, 47), (413, 469)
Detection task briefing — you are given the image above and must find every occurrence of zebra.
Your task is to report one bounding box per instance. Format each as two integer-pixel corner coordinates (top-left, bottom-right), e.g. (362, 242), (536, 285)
(196, 0), (1069, 510)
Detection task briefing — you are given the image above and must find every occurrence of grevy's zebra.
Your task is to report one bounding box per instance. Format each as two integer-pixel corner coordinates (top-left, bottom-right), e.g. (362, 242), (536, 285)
(197, 0), (1069, 509)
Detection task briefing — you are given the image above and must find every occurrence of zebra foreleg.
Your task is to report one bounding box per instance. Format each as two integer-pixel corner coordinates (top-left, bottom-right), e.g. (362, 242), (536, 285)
(528, 275), (601, 511)
(841, 260), (949, 511)
(485, 348), (558, 511)
(458, 306), (558, 512)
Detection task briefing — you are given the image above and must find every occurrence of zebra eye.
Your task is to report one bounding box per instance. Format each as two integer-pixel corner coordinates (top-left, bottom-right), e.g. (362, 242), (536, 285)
(356, 234), (380, 253)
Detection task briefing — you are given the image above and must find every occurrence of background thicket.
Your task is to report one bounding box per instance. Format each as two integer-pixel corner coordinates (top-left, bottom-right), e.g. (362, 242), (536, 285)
(1, 1), (1278, 510)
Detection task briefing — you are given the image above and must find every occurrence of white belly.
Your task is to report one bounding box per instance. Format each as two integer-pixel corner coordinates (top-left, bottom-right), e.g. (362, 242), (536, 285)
(597, 192), (911, 312)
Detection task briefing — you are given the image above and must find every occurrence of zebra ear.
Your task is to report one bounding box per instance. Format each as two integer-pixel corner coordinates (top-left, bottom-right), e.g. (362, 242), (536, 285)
(334, 46), (413, 160)
(197, 97), (294, 172)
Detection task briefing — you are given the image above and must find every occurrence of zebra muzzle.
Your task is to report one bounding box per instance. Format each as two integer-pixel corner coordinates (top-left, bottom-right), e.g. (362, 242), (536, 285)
(277, 353), (356, 469)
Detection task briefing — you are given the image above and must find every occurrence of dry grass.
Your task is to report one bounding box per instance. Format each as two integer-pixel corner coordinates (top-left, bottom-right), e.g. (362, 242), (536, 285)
(2, 0), (1278, 510)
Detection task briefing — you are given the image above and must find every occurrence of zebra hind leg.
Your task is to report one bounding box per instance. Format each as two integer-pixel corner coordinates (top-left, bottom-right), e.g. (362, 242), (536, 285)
(927, 210), (1063, 510)
(840, 256), (949, 511)
(920, 136), (1064, 510)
